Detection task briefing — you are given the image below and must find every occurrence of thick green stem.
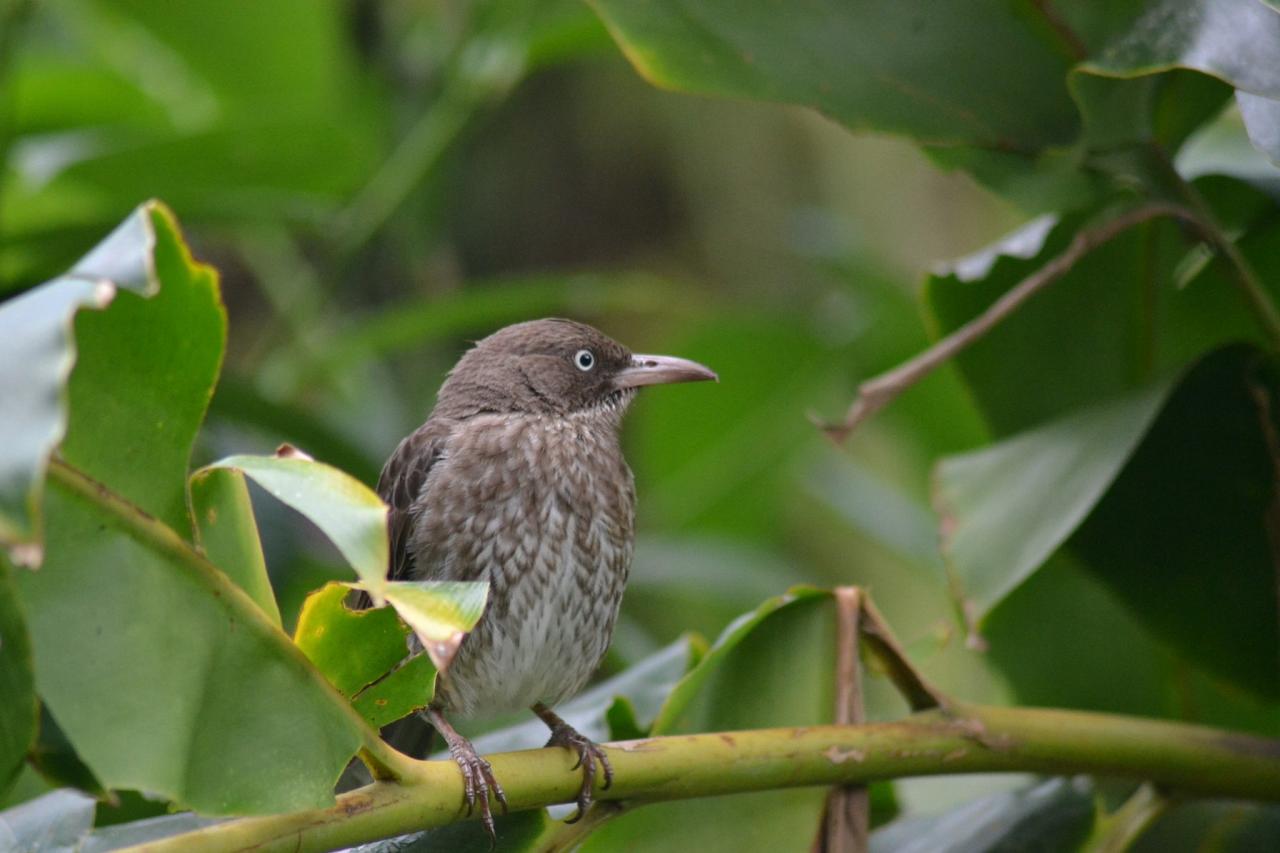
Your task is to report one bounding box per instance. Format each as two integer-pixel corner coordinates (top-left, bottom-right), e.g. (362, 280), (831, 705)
(121, 703), (1280, 853)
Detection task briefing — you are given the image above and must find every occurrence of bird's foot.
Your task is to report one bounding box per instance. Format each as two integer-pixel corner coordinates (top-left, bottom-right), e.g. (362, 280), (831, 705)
(533, 703), (613, 822)
(426, 708), (508, 842)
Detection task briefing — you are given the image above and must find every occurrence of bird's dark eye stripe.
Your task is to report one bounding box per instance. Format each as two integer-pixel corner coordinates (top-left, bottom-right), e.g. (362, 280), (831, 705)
(574, 349), (595, 370)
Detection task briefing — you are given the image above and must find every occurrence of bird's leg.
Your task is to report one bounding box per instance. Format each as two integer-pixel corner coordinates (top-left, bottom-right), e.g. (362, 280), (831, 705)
(531, 702), (614, 822)
(424, 707), (508, 840)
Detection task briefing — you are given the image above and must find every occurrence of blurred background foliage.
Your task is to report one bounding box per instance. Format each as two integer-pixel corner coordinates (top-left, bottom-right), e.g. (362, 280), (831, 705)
(3, 0), (1280, 849)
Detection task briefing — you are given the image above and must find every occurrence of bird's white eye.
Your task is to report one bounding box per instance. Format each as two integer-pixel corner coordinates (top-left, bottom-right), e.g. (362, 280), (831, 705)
(574, 349), (595, 371)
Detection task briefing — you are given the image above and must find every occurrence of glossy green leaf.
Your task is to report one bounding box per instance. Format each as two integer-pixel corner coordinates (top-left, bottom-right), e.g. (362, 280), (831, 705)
(189, 468), (280, 625)
(197, 454), (388, 593)
(351, 655), (439, 731)
(1075, 0), (1280, 163)
(0, 202), (215, 560)
(1069, 345), (1280, 699)
(0, 562), (35, 798)
(941, 341), (1280, 699)
(870, 777), (1094, 853)
(292, 580), (490, 729)
(586, 587), (836, 852)
(1080, 0), (1280, 99)
(16, 482), (365, 815)
(649, 585), (830, 733)
(9, 205), (370, 814)
(1176, 108), (1280, 199)
(26, 706), (106, 801)
(58, 204), (225, 542)
(984, 554), (1279, 735)
(590, 0), (1078, 150)
(382, 581), (489, 646)
(293, 582), (411, 698)
(1238, 91), (1280, 166)
(934, 380), (1173, 617)
(0, 279), (112, 558)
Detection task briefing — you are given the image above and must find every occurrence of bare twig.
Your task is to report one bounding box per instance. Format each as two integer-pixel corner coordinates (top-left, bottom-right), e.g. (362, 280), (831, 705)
(816, 588), (869, 853)
(814, 203), (1190, 443)
(858, 596), (949, 712)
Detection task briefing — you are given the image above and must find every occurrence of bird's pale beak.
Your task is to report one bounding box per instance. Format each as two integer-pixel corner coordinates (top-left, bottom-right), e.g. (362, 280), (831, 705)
(612, 354), (718, 389)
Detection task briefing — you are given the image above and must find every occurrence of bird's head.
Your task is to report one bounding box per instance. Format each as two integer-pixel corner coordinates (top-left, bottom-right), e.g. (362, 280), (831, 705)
(435, 318), (717, 419)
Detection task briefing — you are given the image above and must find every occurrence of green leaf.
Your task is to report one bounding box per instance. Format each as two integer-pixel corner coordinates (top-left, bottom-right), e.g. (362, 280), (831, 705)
(189, 468), (280, 625)
(971, 344), (1280, 714)
(649, 585), (831, 734)
(1069, 345), (1280, 699)
(292, 580), (490, 729)
(294, 582), (411, 699)
(589, 0), (1079, 150)
(0, 278), (111, 558)
(0, 202), (217, 560)
(870, 777), (1095, 853)
(26, 706), (107, 801)
(1238, 91), (1280, 166)
(1134, 800), (1280, 852)
(934, 379), (1173, 617)
(1080, 0), (1280, 100)
(196, 453), (388, 593)
(0, 562), (35, 799)
(381, 581), (489, 671)
(15, 477), (366, 814)
(984, 554), (1279, 734)
(59, 204), (225, 542)
(585, 588), (836, 852)
(351, 655), (439, 731)
(1075, 0), (1280, 162)
(6, 205), (371, 814)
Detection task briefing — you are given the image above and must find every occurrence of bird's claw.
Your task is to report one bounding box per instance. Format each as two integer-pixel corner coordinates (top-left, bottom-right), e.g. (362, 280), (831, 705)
(448, 742), (508, 841)
(546, 723), (613, 822)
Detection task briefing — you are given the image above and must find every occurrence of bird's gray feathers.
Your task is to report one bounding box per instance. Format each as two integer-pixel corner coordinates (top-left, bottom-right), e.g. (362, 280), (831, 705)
(377, 417), (454, 583)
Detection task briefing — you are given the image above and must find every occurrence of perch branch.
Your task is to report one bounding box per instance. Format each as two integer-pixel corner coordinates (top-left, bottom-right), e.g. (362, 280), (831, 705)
(119, 704), (1280, 853)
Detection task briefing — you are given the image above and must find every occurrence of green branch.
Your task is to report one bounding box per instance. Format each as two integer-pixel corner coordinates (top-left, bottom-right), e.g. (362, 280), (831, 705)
(121, 703), (1280, 853)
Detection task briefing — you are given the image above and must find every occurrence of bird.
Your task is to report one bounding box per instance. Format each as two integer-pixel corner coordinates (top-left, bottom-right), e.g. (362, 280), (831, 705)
(376, 318), (716, 838)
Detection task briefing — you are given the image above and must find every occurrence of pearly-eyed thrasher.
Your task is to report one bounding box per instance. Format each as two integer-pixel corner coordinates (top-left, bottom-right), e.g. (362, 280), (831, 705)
(377, 318), (716, 836)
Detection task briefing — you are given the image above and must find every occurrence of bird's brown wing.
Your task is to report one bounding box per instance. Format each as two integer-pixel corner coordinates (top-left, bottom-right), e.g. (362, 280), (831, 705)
(377, 418), (452, 583)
